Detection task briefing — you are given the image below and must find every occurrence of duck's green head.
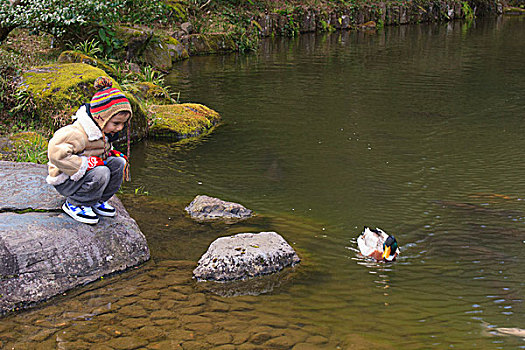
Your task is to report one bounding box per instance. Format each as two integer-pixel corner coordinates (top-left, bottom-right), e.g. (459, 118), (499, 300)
(382, 235), (399, 261)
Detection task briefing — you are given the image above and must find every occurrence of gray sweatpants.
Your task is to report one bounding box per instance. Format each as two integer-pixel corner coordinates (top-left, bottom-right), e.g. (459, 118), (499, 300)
(54, 156), (126, 207)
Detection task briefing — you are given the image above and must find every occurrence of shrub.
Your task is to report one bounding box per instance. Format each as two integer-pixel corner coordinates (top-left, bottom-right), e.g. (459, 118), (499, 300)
(0, 49), (37, 135)
(0, 0), (179, 45)
(0, 0), (124, 40)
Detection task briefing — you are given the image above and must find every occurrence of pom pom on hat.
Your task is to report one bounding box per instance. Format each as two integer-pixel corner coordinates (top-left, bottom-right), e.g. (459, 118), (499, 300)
(90, 76), (132, 129)
(93, 76), (113, 91)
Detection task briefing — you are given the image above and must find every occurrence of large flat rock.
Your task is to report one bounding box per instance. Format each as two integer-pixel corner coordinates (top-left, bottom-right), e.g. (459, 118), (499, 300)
(0, 161), (63, 211)
(0, 161), (150, 315)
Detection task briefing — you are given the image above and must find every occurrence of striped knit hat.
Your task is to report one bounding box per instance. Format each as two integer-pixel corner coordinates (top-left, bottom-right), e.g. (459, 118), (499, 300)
(90, 77), (132, 129)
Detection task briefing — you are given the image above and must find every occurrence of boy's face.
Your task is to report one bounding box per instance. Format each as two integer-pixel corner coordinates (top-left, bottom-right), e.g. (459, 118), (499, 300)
(103, 111), (130, 135)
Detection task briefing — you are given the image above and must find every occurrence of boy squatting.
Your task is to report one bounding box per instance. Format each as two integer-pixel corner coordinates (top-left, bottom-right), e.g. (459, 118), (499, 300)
(46, 76), (132, 224)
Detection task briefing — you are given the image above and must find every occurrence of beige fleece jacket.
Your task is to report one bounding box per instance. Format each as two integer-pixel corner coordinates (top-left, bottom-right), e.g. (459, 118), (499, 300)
(46, 106), (110, 186)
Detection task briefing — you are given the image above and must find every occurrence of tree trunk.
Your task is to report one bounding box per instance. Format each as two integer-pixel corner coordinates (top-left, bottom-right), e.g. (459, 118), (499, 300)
(0, 0), (24, 43)
(0, 26), (15, 43)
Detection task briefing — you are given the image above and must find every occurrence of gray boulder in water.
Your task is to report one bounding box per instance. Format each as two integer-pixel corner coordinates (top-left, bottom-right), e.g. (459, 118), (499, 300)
(0, 161), (150, 315)
(193, 231), (300, 281)
(185, 195), (253, 222)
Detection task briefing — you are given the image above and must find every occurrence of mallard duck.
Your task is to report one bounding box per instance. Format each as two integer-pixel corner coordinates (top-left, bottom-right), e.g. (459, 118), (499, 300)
(357, 226), (399, 262)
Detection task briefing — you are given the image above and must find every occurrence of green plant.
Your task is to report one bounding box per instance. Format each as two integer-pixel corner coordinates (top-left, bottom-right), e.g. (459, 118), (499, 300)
(0, 50), (20, 118)
(274, 8), (300, 37)
(10, 132), (48, 164)
(140, 65), (165, 85)
(162, 85), (181, 104)
(462, 1), (475, 21)
(0, 52), (43, 134)
(72, 39), (102, 57)
(134, 186), (149, 196)
(231, 24), (260, 53)
(93, 24), (124, 58)
(120, 0), (175, 25)
(0, 0), (176, 45)
(15, 140), (47, 163)
(9, 89), (36, 116)
(105, 59), (134, 86)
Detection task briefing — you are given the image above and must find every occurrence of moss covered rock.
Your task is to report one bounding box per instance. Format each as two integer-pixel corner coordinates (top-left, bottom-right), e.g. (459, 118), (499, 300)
(19, 63), (148, 140)
(127, 82), (172, 105)
(181, 33), (237, 56)
(20, 63), (110, 126)
(143, 34), (189, 71)
(148, 103), (220, 139)
(57, 51), (116, 77)
(124, 92), (149, 142)
(114, 25), (154, 61)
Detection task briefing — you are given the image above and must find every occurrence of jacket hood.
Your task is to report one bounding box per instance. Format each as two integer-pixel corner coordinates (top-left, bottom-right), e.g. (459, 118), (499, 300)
(72, 105), (103, 141)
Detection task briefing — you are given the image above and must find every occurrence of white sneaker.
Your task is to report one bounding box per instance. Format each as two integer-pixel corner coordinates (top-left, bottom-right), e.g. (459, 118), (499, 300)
(92, 201), (116, 217)
(62, 201), (99, 225)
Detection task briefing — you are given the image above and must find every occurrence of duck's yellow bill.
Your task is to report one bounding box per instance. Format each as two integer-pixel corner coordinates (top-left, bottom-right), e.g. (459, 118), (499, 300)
(382, 246), (391, 259)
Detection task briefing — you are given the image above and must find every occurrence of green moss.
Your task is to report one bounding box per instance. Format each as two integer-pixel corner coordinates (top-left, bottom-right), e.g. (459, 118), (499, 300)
(114, 25), (154, 61)
(164, 0), (188, 21)
(127, 82), (172, 105)
(148, 103), (221, 139)
(165, 35), (190, 61)
(20, 63), (118, 123)
(20, 63), (149, 140)
(165, 35), (183, 47)
(57, 51), (117, 77)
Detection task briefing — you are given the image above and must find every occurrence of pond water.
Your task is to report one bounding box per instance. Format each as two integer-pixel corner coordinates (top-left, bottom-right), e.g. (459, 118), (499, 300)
(3, 16), (525, 350)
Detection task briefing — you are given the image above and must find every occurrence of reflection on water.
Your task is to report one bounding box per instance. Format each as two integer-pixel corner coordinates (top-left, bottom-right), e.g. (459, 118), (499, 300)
(3, 16), (525, 349)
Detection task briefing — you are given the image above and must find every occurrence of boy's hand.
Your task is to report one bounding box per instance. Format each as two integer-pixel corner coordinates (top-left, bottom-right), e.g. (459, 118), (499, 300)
(108, 149), (128, 160)
(87, 156), (106, 170)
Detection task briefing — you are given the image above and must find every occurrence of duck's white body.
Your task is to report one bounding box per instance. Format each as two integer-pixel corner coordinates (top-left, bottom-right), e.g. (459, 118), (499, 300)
(357, 226), (399, 262)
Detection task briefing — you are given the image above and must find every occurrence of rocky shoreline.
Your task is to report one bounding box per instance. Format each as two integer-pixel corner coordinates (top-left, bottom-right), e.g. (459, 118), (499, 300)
(81, 0), (506, 73)
(0, 161), (301, 316)
(253, 0), (503, 36)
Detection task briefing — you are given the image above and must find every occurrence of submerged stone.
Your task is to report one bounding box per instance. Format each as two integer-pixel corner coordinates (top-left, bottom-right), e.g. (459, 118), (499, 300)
(185, 195), (253, 223)
(193, 232), (300, 281)
(357, 21), (377, 30)
(195, 267), (295, 297)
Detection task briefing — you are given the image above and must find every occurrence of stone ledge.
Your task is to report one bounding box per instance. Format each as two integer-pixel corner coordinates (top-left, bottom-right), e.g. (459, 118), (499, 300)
(0, 161), (150, 315)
